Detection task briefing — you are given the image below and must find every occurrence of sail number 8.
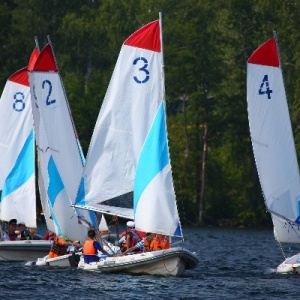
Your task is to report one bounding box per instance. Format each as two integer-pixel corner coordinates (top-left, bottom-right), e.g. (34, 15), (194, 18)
(133, 57), (150, 84)
(259, 74), (273, 99)
(13, 92), (25, 112)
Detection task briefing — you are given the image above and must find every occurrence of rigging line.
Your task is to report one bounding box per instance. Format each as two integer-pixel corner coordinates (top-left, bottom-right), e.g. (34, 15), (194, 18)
(95, 227), (116, 255)
(267, 209), (300, 230)
(276, 238), (287, 260)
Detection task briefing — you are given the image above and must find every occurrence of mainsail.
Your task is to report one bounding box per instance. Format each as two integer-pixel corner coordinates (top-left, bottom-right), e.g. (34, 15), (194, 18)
(30, 42), (96, 241)
(0, 48), (39, 227)
(75, 17), (182, 237)
(247, 36), (300, 243)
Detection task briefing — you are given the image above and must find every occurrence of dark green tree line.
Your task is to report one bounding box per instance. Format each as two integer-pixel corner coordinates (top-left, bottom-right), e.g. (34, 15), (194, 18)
(1, 0), (300, 227)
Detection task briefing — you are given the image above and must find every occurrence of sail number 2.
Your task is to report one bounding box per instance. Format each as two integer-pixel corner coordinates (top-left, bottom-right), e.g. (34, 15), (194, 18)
(42, 80), (56, 105)
(258, 74), (273, 99)
(133, 57), (149, 84)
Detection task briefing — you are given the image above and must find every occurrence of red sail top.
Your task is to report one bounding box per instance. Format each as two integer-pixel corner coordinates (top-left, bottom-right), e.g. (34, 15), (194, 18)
(28, 47), (40, 71)
(8, 46), (40, 86)
(9, 67), (29, 86)
(124, 20), (161, 52)
(33, 43), (58, 72)
(248, 37), (279, 67)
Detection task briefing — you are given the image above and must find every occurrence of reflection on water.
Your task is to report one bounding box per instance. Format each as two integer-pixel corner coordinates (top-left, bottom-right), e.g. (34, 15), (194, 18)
(1, 227), (300, 299)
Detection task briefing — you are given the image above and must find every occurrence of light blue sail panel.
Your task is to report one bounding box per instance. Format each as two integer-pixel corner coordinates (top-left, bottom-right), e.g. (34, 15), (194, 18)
(75, 178), (86, 207)
(47, 156), (65, 235)
(75, 177), (97, 225)
(47, 156), (64, 207)
(134, 103), (169, 213)
(1, 130), (34, 200)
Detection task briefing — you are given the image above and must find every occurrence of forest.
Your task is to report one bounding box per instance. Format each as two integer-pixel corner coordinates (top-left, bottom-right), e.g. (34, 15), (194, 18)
(1, 0), (300, 228)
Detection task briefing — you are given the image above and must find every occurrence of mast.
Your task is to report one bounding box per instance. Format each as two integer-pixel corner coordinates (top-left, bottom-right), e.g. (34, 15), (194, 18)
(159, 12), (166, 104)
(273, 31), (281, 67)
(34, 36), (40, 52)
(46, 36), (81, 143)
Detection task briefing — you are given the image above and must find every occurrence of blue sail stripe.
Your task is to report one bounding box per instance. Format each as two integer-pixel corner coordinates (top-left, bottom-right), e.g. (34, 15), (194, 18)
(47, 156), (64, 235)
(47, 156), (64, 206)
(48, 199), (63, 236)
(1, 129), (34, 200)
(134, 103), (169, 213)
(75, 177), (86, 207)
(74, 177), (97, 226)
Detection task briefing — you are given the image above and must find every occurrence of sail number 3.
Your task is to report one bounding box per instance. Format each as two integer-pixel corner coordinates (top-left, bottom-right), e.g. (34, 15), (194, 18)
(133, 57), (149, 84)
(259, 74), (273, 99)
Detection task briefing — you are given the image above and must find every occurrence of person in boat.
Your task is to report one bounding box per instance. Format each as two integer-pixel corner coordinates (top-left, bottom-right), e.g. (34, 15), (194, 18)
(83, 229), (113, 263)
(120, 232), (155, 255)
(28, 227), (42, 240)
(2, 219), (20, 241)
(48, 235), (81, 258)
(118, 221), (146, 253)
(150, 234), (170, 251)
(15, 222), (32, 240)
(43, 231), (56, 240)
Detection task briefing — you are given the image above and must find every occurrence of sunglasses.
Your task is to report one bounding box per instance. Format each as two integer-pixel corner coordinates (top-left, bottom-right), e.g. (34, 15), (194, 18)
(10, 223), (16, 226)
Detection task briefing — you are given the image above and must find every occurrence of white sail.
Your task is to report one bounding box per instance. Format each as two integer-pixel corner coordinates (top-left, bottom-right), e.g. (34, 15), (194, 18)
(76, 18), (182, 237)
(98, 214), (109, 232)
(247, 36), (300, 243)
(0, 49), (38, 228)
(30, 43), (96, 241)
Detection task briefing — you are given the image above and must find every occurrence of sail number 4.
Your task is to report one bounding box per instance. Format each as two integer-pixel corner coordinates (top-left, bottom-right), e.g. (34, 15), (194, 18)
(133, 57), (149, 84)
(259, 74), (273, 99)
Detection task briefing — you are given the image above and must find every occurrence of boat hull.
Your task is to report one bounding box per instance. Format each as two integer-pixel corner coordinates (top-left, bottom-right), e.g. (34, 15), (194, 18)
(36, 252), (81, 267)
(78, 247), (199, 276)
(277, 253), (300, 274)
(0, 240), (51, 261)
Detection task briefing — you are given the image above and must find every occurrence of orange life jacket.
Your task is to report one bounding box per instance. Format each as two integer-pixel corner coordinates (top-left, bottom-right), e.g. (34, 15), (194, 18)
(49, 237), (68, 256)
(83, 239), (97, 256)
(143, 237), (151, 252)
(150, 235), (170, 251)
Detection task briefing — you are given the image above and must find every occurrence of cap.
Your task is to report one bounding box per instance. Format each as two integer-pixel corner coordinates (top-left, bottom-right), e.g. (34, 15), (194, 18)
(9, 219), (17, 225)
(127, 221), (135, 227)
(18, 222), (26, 226)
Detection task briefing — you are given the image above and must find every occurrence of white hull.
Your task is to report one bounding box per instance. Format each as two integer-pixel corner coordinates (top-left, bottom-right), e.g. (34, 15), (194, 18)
(277, 253), (300, 274)
(78, 247), (199, 276)
(0, 240), (51, 261)
(36, 252), (81, 267)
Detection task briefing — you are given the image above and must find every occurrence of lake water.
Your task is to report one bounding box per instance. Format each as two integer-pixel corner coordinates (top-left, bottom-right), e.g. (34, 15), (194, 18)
(1, 227), (300, 299)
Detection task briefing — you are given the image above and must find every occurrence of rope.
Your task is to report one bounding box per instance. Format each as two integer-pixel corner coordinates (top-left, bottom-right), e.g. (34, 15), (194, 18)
(271, 213), (300, 259)
(276, 238), (287, 260)
(162, 249), (180, 274)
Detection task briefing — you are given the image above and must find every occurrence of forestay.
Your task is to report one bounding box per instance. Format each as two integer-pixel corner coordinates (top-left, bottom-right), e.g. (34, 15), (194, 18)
(247, 37), (300, 243)
(76, 18), (182, 237)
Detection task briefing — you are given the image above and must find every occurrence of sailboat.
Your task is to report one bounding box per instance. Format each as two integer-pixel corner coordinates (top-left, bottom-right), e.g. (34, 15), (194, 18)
(0, 47), (52, 261)
(29, 40), (97, 267)
(247, 34), (300, 273)
(75, 13), (199, 276)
